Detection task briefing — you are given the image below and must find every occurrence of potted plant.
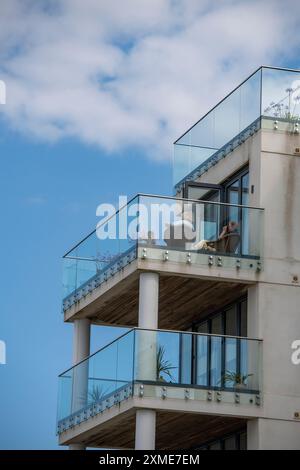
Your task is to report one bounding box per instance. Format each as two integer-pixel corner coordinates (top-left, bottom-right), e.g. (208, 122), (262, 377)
(88, 384), (108, 404)
(156, 345), (176, 382)
(223, 371), (253, 390)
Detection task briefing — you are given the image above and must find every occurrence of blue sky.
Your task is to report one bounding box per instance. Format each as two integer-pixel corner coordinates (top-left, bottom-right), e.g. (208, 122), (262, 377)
(0, 123), (170, 449)
(0, 0), (300, 449)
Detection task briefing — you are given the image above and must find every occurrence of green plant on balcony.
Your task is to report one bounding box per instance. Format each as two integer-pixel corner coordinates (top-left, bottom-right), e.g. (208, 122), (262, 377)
(223, 371), (253, 389)
(156, 345), (176, 382)
(88, 384), (108, 404)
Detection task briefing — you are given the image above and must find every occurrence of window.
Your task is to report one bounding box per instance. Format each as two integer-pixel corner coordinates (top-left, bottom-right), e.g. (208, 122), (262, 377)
(197, 428), (247, 450)
(224, 167), (249, 256)
(192, 297), (247, 389)
(183, 182), (222, 202)
(195, 297), (247, 337)
(224, 167), (249, 206)
(183, 166), (250, 256)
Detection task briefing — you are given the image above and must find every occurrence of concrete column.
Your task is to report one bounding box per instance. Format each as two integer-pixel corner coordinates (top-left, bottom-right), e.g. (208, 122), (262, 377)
(135, 272), (159, 450)
(138, 272), (159, 329)
(69, 319), (91, 451)
(73, 318), (91, 365)
(135, 410), (156, 450)
(69, 443), (86, 450)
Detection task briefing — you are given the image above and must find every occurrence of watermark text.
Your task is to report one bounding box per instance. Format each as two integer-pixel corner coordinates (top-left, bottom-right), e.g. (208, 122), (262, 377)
(0, 80), (6, 105)
(0, 340), (6, 365)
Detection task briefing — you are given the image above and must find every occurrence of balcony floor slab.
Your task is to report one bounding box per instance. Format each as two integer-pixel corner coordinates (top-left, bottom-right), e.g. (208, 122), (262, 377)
(59, 383), (263, 448)
(65, 271), (249, 329)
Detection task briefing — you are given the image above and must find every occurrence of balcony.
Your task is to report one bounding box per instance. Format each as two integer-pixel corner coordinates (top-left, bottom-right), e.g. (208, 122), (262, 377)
(174, 66), (300, 190)
(62, 195), (263, 320)
(57, 328), (262, 447)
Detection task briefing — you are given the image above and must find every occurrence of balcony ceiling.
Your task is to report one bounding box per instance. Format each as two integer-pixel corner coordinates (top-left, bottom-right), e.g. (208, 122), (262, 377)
(79, 409), (245, 449)
(75, 273), (248, 329)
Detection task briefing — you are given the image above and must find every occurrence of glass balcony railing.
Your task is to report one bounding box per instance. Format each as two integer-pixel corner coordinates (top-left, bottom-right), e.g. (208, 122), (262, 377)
(57, 329), (135, 429)
(174, 66), (300, 188)
(57, 328), (262, 432)
(62, 195), (263, 310)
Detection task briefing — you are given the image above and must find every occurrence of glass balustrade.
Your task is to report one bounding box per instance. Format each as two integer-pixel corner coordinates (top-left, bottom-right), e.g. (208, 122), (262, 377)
(62, 194), (263, 309)
(174, 66), (300, 187)
(57, 328), (262, 431)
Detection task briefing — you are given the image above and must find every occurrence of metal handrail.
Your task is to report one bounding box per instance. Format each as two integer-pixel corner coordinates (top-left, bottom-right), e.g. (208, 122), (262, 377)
(63, 193), (264, 257)
(59, 327), (262, 377)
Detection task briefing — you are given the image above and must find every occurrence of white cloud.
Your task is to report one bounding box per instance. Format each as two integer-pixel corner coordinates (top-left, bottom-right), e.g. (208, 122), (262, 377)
(0, 0), (299, 161)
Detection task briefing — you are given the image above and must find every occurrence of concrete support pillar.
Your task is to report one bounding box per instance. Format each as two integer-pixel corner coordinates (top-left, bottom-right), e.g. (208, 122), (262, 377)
(73, 318), (91, 365)
(69, 319), (91, 451)
(138, 272), (159, 329)
(135, 272), (159, 450)
(135, 409), (156, 450)
(69, 443), (86, 450)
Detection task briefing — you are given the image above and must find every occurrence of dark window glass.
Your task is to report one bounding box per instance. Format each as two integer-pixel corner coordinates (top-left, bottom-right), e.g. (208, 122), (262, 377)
(188, 186), (221, 202)
(240, 300), (247, 337)
(197, 321), (209, 334)
(211, 314), (223, 335)
(209, 441), (222, 450)
(180, 333), (192, 384)
(224, 168), (249, 256)
(241, 173), (249, 254)
(197, 429), (246, 450)
(242, 173), (249, 205)
(239, 432), (247, 450)
(225, 306), (237, 335)
(224, 436), (237, 450)
(196, 298), (247, 337)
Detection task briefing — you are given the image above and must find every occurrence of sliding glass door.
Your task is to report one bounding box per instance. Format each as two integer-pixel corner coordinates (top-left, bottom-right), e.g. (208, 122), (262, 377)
(225, 168), (249, 255)
(193, 298), (247, 389)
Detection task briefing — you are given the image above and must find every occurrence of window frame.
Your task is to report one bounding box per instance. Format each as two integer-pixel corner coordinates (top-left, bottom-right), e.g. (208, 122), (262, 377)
(191, 296), (247, 389)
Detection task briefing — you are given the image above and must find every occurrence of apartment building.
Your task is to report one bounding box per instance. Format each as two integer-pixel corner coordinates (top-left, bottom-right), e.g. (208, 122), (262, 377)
(57, 66), (300, 450)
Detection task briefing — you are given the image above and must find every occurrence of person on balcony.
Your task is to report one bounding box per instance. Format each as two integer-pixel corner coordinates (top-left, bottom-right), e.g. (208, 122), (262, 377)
(164, 207), (196, 250)
(193, 220), (240, 253)
(139, 230), (158, 246)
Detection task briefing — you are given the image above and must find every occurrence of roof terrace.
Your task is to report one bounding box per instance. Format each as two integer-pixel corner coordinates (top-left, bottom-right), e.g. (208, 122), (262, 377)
(174, 66), (300, 191)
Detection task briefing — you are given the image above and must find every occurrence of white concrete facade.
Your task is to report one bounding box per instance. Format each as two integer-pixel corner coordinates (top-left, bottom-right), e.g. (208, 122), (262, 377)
(194, 125), (300, 449)
(135, 272), (159, 450)
(60, 84), (300, 449)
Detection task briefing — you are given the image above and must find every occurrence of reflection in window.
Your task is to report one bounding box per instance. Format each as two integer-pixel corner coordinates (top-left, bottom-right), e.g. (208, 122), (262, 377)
(193, 298), (248, 390)
(224, 168), (249, 256)
(242, 173), (249, 255)
(180, 333), (192, 385)
(196, 335), (208, 386)
(210, 336), (222, 387)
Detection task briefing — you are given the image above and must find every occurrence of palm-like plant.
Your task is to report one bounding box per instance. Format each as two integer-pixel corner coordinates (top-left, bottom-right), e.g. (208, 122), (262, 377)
(223, 371), (253, 387)
(156, 345), (176, 382)
(88, 384), (107, 404)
